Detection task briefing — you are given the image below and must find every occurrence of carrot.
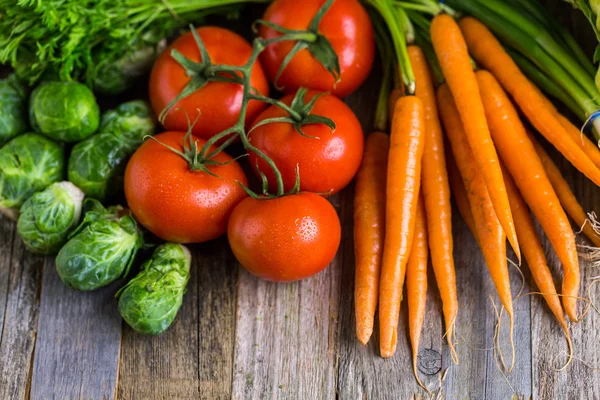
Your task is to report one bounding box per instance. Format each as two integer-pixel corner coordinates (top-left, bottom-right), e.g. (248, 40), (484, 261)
(379, 95), (425, 358)
(531, 136), (600, 248)
(388, 88), (402, 124)
(437, 84), (514, 368)
(476, 70), (580, 322)
(503, 168), (572, 356)
(408, 45), (458, 361)
(447, 151), (477, 236)
(430, 14), (520, 262)
(406, 194), (429, 387)
(354, 132), (389, 345)
(459, 17), (600, 187)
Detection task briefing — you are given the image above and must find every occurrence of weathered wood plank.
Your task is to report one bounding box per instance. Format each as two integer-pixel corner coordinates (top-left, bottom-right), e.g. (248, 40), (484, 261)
(30, 260), (122, 399)
(231, 193), (343, 400)
(0, 217), (43, 400)
(117, 240), (238, 400)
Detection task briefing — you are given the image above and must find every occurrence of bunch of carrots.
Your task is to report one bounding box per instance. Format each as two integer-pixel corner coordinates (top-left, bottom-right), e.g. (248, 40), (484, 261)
(354, 0), (600, 389)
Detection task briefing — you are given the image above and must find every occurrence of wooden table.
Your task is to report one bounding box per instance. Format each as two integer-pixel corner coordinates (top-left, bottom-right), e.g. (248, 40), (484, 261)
(2, 1), (600, 399)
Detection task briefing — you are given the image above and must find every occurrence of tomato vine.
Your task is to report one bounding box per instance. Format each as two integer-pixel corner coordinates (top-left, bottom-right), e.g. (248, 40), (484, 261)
(157, 0), (339, 198)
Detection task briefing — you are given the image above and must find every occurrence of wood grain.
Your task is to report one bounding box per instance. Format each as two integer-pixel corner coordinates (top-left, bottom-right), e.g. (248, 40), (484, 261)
(117, 240), (238, 400)
(231, 195), (343, 400)
(30, 261), (122, 399)
(0, 220), (42, 400)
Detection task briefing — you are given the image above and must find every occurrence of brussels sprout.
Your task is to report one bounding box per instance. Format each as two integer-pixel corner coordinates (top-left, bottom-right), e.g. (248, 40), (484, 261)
(0, 74), (28, 144)
(56, 199), (143, 291)
(29, 81), (100, 142)
(117, 243), (191, 335)
(0, 133), (65, 219)
(67, 100), (155, 200)
(99, 100), (155, 148)
(17, 181), (84, 254)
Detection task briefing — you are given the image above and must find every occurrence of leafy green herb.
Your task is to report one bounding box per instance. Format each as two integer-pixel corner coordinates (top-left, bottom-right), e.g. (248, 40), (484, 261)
(67, 100), (155, 200)
(56, 199), (143, 291)
(17, 181), (84, 254)
(117, 243), (191, 335)
(0, 74), (28, 144)
(0, 132), (65, 219)
(29, 81), (100, 142)
(0, 0), (267, 94)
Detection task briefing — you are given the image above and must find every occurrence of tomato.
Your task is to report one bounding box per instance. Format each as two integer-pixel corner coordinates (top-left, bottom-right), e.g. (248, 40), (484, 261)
(149, 27), (270, 141)
(228, 193), (341, 282)
(248, 90), (364, 194)
(258, 0), (375, 97)
(124, 131), (248, 243)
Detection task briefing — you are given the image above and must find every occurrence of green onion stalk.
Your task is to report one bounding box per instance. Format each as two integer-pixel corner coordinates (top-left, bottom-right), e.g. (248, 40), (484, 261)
(445, 0), (600, 140)
(0, 0), (269, 94)
(152, 0), (340, 198)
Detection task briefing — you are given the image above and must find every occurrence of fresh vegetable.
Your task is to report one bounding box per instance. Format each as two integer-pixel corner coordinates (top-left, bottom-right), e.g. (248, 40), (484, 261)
(476, 70), (580, 322)
(0, 0), (265, 93)
(124, 131), (247, 243)
(257, 0), (375, 97)
(17, 182), (84, 255)
(248, 89), (364, 194)
(149, 26), (270, 141)
(117, 243), (191, 335)
(228, 192), (341, 282)
(503, 169), (572, 358)
(532, 136), (600, 248)
(430, 14), (520, 262)
(29, 81), (99, 143)
(447, 152), (477, 236)
(458, 17), (600, 187)
(56, 199), (143, 291)
(0, 74), (27, 144)
(406, 195), (429, 388)
(438, 83), (514, 368)
(379, 95), (425, 358)
(68, 100), (155, 200)
(0, 132), (65, 219)
(354, 132), (389, 345)
(408, 45), (458, 365)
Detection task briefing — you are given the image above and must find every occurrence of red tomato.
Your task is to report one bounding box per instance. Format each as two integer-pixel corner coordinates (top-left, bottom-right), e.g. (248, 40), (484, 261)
(258, 0), (375, 97)
(228, 193), (341, 282)
(149, 27), (270, 141)
(248, 90), (364, 194)
(124, 131), (248, 243)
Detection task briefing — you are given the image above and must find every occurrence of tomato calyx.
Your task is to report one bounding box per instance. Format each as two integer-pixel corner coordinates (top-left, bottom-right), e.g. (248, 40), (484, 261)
(249, 88), (337, 138)
(254, 0), (340, 90)
(239, 163), (303, 200)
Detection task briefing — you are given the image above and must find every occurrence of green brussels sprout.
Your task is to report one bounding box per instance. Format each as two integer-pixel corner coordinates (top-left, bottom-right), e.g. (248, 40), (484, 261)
(56, 199), (143, 291)
(17, 181), (84, 254)
(99, 100), (155, 149)
(67, 100), (155, 200)
(117, 243), (191, 335)
(29, 81), (100, 142)
(0, 133), (65, 219)
(0, 74), (28, 144)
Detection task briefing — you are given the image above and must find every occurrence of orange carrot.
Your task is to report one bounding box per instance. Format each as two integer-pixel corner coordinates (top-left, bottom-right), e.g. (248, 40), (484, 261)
(459, 17), (600, 187)
(379, 95), (425, 358)
(406, 194), (429, 387)
(438, 84), (514, 352)
(531, 136), (600, 248)
(388, 88), (402, 124)
(503, 169), (571, 346)
(447, 151), (477, 236)
(408, 45), (458, 361)
(354, 132), (389, 345)
(430, 14), (520, 262)
(476, 70), (580, 322)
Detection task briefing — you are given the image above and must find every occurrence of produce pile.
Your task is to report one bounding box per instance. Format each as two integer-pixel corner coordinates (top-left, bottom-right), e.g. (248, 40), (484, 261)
(1, 0), (600, 389)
